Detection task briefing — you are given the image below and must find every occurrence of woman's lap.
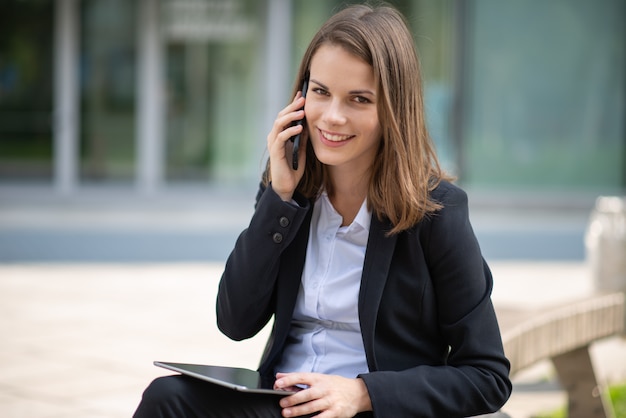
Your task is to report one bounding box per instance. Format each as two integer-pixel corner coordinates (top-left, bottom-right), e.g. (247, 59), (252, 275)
(133, 374), (287, 418)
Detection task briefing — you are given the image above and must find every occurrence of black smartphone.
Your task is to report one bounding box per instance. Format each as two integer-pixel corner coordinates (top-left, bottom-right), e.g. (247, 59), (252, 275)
(290, 74), (309, 170)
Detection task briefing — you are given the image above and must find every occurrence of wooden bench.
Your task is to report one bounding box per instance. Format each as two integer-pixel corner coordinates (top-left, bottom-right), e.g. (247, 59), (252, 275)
(496, 291), (625, 418)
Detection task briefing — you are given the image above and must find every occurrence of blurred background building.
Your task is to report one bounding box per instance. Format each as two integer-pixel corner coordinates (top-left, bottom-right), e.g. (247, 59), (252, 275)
(1, 0), (623, 195)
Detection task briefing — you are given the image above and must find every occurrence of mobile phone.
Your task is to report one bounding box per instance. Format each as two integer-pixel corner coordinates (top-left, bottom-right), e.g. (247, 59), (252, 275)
(290, 74), (309, 170)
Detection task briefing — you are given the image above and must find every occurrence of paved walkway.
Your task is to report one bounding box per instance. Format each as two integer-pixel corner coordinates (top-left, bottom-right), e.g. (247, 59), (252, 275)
(1, 261), (624, 418)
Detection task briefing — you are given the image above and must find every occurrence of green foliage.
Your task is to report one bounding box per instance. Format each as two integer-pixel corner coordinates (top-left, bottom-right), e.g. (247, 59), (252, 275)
(533, 407), (565, 418)
(609, 383), (626, 418)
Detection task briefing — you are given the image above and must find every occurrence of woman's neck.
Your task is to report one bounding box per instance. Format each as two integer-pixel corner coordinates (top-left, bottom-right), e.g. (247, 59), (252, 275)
(327, 167), (370, 227)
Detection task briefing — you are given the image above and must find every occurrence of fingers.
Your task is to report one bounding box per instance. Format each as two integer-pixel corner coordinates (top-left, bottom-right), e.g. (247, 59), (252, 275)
(268, 95), (305, 149)
(275, 373), (367, 418)
(265, 94), (307, 200)
(274, 372), (313, 390)
(266, 95), (305, 170)
(277, 92), (305, 117)
(276, 373), (327, 416)
(279, 388), (329, 418)
(281, 398), (330, 418)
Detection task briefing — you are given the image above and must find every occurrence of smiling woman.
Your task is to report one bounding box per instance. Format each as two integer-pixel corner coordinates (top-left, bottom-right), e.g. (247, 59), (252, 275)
(134, 4), (512, 418)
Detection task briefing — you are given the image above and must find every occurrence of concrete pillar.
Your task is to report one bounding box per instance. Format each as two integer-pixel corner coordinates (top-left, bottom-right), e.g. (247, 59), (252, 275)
(53, 0), (80, 194)
(262, 0), (292, 154)
(136, 0), (165, 194)
(552, 346), (616, 418)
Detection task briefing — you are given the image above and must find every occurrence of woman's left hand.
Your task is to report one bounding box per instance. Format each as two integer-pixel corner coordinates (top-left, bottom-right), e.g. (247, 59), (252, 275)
(274, 372), (372, 418)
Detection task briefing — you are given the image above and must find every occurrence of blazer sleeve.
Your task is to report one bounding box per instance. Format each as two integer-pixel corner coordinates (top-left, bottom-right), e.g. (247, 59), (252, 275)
(216, 183), (310, 341)
(360, 183), (511, 417)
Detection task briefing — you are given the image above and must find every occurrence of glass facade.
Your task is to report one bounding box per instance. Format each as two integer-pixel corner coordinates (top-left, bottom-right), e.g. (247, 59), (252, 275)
(163, 0), (264, 181)
(80, 0), (137, 182)
(0, 0), (54, 180)
(0, 0), (624, 195)
(464, 0), (625, 192)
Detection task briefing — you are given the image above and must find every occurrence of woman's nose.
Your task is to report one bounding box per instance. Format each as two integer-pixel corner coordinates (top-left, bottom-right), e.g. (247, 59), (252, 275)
(323, 100), (347, 125)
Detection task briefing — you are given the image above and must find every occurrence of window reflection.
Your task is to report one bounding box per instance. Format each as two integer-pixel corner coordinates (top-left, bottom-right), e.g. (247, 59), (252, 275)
(80, 0), (136, 181)
(0, 0), (53, 180)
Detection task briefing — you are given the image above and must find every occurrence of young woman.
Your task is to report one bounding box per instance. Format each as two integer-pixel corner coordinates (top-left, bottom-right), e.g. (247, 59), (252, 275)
(134, 4), (511, 417)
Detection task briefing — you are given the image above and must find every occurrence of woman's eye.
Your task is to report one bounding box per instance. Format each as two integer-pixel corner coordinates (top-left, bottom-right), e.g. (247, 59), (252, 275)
(312, 88), (328, 96)
(354, 96), (371, 104)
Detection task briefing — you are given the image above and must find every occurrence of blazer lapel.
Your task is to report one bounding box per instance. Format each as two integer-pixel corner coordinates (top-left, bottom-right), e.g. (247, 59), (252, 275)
(358, 214), (398, 371)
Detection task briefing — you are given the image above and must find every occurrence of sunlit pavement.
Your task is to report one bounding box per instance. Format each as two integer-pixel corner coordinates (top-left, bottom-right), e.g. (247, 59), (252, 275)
(1, 261), (625, 418)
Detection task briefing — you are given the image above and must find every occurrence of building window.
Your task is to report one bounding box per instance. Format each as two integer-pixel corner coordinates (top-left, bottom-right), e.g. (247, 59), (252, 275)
(80, 0), (137, 182)
(0, 0), (54, 181)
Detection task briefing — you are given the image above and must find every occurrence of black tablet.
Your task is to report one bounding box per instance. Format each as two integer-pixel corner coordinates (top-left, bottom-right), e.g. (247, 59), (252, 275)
(154, 361), (296, 396)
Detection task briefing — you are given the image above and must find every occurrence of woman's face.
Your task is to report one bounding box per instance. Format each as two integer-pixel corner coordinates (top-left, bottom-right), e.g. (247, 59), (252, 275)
(305, 44), (382, 175)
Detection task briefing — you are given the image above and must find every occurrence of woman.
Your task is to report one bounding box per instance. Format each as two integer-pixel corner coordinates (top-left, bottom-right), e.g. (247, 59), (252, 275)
(134, 4), (511, 417)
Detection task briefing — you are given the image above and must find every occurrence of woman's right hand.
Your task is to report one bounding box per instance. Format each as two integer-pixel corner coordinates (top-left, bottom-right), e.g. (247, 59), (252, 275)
(266, 92), (307, 202)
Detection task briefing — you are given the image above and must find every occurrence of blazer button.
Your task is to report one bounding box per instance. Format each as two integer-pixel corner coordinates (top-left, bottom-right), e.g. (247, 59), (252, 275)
(279, 216), (289, 227)
(272, 232), (283, 244)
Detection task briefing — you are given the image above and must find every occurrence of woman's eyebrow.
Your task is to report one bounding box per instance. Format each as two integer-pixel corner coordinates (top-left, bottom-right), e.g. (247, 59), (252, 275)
(310, 79), (375, 96)
(349, 89), (375, 96)
(310, 79), (328, 90)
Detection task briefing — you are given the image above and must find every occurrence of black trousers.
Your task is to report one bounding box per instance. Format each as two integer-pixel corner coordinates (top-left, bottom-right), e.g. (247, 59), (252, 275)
(133, 374), (509, 418)
(133, 374), (312, 418)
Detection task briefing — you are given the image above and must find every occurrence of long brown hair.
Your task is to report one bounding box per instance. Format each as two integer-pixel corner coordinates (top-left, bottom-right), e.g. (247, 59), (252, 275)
(263, 3), (452, 235)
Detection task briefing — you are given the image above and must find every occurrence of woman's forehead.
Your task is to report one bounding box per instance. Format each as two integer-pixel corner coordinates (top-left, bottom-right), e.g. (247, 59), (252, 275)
(309, 44), (376, 91)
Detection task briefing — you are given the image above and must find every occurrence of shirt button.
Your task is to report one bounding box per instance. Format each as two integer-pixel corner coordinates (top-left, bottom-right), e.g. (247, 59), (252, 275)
(279, 216), (289, 227)
(272, 232), (283, 244)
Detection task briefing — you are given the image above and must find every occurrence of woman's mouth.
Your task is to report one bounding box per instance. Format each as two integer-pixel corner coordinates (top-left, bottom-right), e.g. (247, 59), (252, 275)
(318, 129), (354, 143)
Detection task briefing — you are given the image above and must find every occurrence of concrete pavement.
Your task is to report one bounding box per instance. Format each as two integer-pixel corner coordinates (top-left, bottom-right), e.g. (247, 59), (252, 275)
(1, 261), (625, 418)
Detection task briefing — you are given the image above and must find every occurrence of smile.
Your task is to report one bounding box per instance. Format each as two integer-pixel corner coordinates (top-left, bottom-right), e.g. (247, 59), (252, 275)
(319, 129), (354, 142)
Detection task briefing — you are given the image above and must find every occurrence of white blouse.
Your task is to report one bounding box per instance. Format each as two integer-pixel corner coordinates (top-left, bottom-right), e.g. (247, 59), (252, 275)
(275, 192), (371, 378)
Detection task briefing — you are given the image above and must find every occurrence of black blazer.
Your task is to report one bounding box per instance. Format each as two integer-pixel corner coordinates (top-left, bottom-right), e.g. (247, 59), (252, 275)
(217, 180), (511, 417)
